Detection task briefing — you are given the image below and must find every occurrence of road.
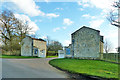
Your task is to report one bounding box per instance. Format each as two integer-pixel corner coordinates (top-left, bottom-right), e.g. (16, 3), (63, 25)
(2, 58), (69, 78)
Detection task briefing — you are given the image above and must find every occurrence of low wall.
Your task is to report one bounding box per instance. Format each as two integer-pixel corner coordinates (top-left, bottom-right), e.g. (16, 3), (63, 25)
(102, 53), (119, 63)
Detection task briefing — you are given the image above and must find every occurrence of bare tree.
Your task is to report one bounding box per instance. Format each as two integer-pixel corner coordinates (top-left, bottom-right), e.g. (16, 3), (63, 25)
(0, 10), (33, 55)
(104, 39), (113, 53)
(107, 0), (120, 54)
(107, 1), (120, 28)
(44, 36), (63, 56)
(0, 10), (17, 45)
(15, 20), (32, 42)
(44, 36), (52, 55)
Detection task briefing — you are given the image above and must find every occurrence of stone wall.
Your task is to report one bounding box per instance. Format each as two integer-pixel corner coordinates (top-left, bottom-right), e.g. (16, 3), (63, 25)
(33, 40), (46, 57)
(100, 41), (104, 59)
(72, 27), (100, 59)
(21, 37), (33, 56)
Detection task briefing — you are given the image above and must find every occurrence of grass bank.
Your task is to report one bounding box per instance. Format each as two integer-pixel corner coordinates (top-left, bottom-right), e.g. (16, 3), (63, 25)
(0, 55), (40, 59)
(49, 58), (118, 79)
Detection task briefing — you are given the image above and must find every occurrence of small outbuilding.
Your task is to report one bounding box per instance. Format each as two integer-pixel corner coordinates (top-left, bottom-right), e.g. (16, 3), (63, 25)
(58, 50), (65, 58)
(21, 36), (47, 57)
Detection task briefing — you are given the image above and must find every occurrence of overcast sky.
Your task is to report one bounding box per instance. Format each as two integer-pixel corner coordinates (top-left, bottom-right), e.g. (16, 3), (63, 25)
(1, 0), (118, 52)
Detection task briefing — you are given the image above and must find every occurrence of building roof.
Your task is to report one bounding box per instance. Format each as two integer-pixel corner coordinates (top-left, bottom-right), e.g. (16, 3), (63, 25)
(26, 36), (46, 42)
(32, 38), (46, 42)
(71, 26), (100, 35)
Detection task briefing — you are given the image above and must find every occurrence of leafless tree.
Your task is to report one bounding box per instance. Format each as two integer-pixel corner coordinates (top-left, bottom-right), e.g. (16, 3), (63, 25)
(15, 20), (32, 42)
(44, 36), (63, 56)
(0, 10), (17, 45)
(0, 10), (33, 55)
(104, 39), (113, 53)
(107, 1), (120, 28)
(44, 36), (52, 55)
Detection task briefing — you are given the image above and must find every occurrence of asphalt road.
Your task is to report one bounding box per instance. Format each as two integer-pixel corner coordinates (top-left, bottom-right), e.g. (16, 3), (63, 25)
(2, 58), (69, 78)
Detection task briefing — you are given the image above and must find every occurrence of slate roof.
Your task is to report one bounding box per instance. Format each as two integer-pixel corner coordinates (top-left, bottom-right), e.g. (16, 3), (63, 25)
(71, 26), (100, 35)
(32, 38), (46, 42)
(26, 35), (46, 42)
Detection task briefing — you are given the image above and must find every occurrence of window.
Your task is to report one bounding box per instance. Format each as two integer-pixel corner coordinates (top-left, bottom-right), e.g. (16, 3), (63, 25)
(34, 48), (38, 54)
(66, 48), (70, 55)
(41, 50), (45, 53)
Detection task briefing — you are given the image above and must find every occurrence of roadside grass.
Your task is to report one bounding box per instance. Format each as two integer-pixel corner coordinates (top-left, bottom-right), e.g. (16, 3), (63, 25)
(0, 55), (40, 58)
(46, 56), (58, 58)
(102, 59), (119, 63)
(49, 58), (118, 79)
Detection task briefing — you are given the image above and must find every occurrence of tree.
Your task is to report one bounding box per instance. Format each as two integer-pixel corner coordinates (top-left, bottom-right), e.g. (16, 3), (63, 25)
(0, 10), (17, 45)
(0, 10), (32, 55)
(44, 36), (63, 56)
(49, 40), (63, 52)
(107, 0), (120, 54)
(0, 10), (19, 52)
(15, 20), (32, 42)
(44, 36), (51, 55)
(107, 0), (120, 28)
(104, 39), (113, 53)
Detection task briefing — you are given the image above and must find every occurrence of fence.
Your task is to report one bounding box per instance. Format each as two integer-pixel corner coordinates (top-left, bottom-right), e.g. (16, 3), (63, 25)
(102, 53), (119, 63)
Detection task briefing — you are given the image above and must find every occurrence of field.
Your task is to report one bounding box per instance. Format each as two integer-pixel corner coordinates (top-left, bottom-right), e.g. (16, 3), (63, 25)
(49, 58), (119, 79)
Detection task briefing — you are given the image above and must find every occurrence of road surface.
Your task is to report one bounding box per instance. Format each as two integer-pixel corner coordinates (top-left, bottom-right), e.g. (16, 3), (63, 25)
(2, 58), (69, 78)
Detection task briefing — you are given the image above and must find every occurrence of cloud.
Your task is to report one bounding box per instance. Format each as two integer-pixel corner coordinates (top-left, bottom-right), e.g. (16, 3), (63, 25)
(63, 40), (71, 46)
(83, 4), (90, 7)
(11, 0), (45, 16)
(78, 0), (116, 11)
(14, 14), (39, 34)
(89, 0), (115, 10)
(82, 14), (96, 19)
(82, 14), (90, 18)
(41, 36), (47, 39)
(34, 19), (42, 23)
(89, 19), (104, 29)
(46, 13), (60, 18)
(44, 0), (49, 3)
(79, 8), (84, 11)
(100, 25), (118, 52)
(3, 0), (60, 19)
(77, 1), (82, 5)
(55, 8), (63, 10)
(53, 27), (60, 32)
(103, 24), (118, 39)
(62, 27), (67, 29)
(63, 18), (73, 26)
(53, 26), (67, 32)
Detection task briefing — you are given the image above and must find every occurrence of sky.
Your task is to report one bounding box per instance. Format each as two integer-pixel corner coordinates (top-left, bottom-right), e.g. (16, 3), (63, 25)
(0, 0), (118, 52)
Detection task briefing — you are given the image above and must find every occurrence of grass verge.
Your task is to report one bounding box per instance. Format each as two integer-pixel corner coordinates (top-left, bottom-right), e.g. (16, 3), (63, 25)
(49, 58), (118, 79)
(0, 55), (40, 59)
(46, 56), (58, 58)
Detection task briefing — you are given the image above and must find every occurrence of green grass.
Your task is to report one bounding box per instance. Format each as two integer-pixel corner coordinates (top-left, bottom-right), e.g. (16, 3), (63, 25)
(0, 55), (40, 58)
(49, 58), (119, 79)
(46, 56), (58, 58)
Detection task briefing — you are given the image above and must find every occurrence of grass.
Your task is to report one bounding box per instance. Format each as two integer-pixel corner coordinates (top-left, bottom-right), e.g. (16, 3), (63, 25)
(46, 56), (58, 58)
(102, 59), (119, 63)
(49, 58), (119, 79)
(0, 55), (40, 59)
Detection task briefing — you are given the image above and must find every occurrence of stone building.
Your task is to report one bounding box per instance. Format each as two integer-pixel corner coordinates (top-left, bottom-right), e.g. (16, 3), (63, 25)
(21, 36), (46, 57)
(66, 26), (104, 59)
